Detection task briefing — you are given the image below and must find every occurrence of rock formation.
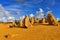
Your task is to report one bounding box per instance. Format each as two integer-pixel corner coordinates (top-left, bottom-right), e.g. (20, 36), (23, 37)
(30, 17), (35, 24)
(9, 22), (17, 28)
(23, 15), (32, 28)
(19, 18), (23, 27)
(35, 18), (39, 23)
(47, 13), (58, 25)
(41, 18), (46, 24)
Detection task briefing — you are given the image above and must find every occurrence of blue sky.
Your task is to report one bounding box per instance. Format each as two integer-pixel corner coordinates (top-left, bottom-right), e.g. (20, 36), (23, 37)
(0, 0), (60, 19)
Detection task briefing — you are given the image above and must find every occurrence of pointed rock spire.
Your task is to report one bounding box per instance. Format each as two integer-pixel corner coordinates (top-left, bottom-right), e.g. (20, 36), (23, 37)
(23, 15), (32, 28)
(19, 18), (23, 27)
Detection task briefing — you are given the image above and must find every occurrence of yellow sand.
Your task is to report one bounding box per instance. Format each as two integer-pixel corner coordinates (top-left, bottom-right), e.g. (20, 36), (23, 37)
(0, 23), (60, 40)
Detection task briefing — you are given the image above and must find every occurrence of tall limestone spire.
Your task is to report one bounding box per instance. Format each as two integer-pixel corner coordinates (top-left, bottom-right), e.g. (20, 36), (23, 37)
(23, 15), (32, 28)
(19, 18), (23, 27)
(30, 17), (35, 24)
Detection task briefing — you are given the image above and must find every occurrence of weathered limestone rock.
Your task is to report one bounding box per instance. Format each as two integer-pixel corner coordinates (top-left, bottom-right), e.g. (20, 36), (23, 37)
(30, 17), (35, 24)
(9, 22), (17, 28)
(13, 22), (18, 26)
(47, 13), (58, 25)
(19, 18), (23, 27)
(35, 18), (39, 23)
(41, 18), (46, 24)
(23, 15), (32, 27)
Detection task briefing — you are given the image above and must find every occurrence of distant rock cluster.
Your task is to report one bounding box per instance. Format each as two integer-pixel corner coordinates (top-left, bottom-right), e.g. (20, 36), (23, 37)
(9, 13), (58, 28)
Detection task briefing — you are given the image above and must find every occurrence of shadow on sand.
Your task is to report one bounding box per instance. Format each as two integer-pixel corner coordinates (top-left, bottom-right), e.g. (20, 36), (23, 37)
(9, 25), (28, 29)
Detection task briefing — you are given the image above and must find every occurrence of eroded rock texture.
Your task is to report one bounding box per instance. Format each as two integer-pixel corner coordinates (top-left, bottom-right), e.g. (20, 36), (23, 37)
(47, 13), (58, 25)
(23, 15), (32, 27)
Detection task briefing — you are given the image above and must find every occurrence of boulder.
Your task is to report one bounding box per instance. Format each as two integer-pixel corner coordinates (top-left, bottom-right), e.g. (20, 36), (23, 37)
(35, 18), (39, 23)
(47, 13), (58, 25)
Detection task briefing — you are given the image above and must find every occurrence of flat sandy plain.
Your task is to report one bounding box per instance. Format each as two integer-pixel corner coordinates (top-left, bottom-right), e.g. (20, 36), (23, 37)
(0, 22), (60, 40)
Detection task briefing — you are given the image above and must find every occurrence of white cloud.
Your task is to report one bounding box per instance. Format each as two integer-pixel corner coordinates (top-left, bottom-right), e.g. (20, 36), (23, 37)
(5, 8), (21, 12)
(20, 16), (25, 20)
(39, 8), (44, 12)
(30, 14), (34, 18)
(5, 5), (22, 12)
(8, 17), (15, 19)
(22, 16), (25, 19)
(2, 17), (7, 22)
(47, 11), (52, 14)
(0, 4), (15, 22)
(36, 8), (44, 20)
(7, 17), (15, 22)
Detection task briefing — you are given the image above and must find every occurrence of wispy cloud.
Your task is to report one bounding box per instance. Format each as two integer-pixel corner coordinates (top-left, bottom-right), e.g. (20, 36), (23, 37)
(36, 8), (44, 20)
(0, 4), (15, 22)
(39, 8), (44, 12)
(5, 5), (21, 12)
(20, 15), (25, 20)
(30, 14), (34, 18)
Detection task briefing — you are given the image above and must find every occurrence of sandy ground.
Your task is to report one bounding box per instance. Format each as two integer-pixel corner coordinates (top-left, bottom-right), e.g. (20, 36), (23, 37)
(0, 23), (60, 40)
